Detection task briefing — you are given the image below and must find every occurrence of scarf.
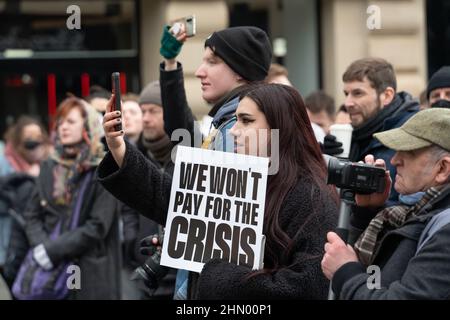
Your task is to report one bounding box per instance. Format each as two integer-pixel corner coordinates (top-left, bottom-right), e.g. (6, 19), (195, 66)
(139, 134), (172, 167)
(4, 142), (32, 173)
(354, 184), (449, 265)
(349, 94), (403, 161)
(51, 101), (105, 205)
(207, 83), (259, 119)
(51, 143), (95, 205)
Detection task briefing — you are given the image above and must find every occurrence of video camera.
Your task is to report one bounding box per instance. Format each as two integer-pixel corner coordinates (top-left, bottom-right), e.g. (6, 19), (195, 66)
(130, 233), (169, 290)
(326, 156), (386, 194)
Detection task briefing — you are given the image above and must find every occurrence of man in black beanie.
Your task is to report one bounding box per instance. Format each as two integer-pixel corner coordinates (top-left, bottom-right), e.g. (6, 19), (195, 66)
(159, 25), (272, 152)
(427, 66), (450, 109)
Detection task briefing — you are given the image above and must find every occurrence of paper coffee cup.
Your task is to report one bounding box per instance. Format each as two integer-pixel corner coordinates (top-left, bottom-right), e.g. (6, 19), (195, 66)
(329, 123), (353, 158)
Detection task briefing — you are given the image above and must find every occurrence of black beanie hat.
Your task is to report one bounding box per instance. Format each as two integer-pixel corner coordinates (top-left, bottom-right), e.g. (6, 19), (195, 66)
(204, 26), (272, 82)
(427, 66), (450, 99)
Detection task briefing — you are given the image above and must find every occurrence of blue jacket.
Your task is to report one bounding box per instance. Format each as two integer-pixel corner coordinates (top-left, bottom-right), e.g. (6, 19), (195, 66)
(0, 156), (15, 266)
(0, 155), (14, 176)
(208, 97), (239, 152)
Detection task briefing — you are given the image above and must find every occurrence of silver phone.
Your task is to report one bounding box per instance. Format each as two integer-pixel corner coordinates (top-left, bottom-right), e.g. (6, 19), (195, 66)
(170, 15), (196, 37)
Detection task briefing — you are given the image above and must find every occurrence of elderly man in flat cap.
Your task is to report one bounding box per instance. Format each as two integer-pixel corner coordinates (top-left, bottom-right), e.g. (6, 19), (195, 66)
(322, 108), (450, 299)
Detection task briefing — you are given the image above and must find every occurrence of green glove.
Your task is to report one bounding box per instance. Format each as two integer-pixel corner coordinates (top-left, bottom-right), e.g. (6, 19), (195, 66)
(160, 25), (183, 60)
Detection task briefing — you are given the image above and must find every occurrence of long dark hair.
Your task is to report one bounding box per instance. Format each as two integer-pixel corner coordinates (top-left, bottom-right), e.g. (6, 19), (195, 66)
(242, 84), (335, 272)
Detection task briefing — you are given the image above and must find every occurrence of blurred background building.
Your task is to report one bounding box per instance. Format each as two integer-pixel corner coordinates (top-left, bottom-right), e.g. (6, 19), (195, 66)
(0, 0), (449, 137)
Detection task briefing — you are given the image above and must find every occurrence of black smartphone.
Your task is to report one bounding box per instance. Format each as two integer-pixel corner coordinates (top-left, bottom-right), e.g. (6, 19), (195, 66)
(111, 72), (122, 131)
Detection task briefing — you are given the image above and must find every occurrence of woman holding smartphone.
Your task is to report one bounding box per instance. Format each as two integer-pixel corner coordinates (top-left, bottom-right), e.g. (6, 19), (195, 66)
(98, 83), (338, 299)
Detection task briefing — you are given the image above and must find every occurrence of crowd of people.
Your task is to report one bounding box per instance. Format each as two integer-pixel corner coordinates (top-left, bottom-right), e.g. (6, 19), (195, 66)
(0, 23), (450, 300)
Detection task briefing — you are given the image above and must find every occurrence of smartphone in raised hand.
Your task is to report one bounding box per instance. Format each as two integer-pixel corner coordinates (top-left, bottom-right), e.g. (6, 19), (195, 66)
(111, 72), (122, 131)
(169, 15), (196, 37)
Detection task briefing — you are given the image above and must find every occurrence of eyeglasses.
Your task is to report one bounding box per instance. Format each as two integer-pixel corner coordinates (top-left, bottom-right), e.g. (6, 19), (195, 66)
(23, 140), (43, 150)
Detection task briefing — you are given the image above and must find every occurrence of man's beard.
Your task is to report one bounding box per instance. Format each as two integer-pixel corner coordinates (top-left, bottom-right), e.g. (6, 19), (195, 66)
(362, 97), (384, 126)
(143, 129), (163, 141)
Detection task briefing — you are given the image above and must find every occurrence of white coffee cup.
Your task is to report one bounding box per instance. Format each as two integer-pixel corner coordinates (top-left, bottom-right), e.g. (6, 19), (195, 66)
(329, 123), (353, 158)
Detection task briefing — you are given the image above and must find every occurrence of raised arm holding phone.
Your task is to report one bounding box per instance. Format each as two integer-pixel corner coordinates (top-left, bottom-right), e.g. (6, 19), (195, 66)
(158, 20), (272, 151)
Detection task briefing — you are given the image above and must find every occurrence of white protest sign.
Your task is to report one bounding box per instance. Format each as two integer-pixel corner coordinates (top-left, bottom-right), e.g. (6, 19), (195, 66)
(160, 146), (268, 273)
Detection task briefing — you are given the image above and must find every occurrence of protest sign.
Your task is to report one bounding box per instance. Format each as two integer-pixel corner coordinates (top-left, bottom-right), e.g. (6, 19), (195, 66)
(160, 146), (268, 273)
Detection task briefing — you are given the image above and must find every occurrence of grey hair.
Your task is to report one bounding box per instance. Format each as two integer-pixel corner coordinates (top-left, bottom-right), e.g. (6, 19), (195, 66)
(429, 145), (450, 184)
(429, 145), (450, 161)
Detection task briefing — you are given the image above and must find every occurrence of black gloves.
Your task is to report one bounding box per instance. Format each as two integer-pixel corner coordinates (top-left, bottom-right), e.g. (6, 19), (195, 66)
(320, 134), (344, 156)
(139, 234), (162, 257)
(130, 234), (165, 296)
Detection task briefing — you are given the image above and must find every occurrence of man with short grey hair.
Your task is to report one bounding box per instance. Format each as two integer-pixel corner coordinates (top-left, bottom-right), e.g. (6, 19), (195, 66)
(322, 108), (450, 299)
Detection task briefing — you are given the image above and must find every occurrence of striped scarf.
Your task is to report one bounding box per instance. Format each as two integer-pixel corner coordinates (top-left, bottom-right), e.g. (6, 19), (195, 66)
(354, 184), (449, 265)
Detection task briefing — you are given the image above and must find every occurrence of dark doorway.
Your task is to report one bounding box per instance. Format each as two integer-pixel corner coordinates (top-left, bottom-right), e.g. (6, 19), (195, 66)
(426, 0), (450, 78)
(229, 3), (270, 36)
(0, 0), (140, 137)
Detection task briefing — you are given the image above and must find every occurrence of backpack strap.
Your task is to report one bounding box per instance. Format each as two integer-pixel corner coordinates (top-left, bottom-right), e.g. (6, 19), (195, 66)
(49, 170), (93, 239)
(416, 208), (450, 254)
(69, 170), (93, 230)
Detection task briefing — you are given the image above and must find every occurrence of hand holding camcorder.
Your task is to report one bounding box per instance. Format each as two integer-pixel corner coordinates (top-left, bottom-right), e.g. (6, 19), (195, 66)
(139, 234), (162, 256)
(326, 154), (391, 207)
(130, 233), (168, 291)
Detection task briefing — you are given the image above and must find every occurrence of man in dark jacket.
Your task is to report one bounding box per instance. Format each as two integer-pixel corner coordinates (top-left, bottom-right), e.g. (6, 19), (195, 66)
(322, 108), (450, 299)
(159, 25), (272, 152)
(136, 81), (174, 175)
(342, 58), (419, 204)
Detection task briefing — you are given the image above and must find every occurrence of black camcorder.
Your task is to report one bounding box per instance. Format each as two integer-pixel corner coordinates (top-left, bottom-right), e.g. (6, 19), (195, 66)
(327, 157), (386, 194)
(130, 233), (169, 290)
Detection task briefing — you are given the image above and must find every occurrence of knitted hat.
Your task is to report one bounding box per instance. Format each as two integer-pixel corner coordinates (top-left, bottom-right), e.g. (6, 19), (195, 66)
(374, 108), (450, 152)
(138, 81), (162, 106)
(427, 66), (450, 99)
(204, 26), (272, 81)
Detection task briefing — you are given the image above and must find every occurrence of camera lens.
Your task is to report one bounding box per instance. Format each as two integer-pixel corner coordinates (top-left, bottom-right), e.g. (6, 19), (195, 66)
(130, 251), (169, 289)
(327, 157), (345, 186)
(326, 157), (386, 194)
